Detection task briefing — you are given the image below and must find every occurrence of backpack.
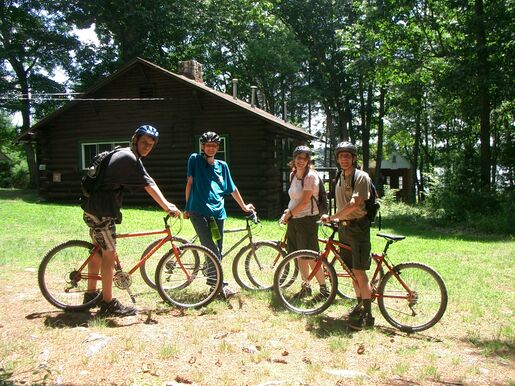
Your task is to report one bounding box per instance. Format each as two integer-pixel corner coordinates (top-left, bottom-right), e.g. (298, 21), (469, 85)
(289, 170), (329, 216)
(81, 147), (121, 198)
(334, 169), (381, 226)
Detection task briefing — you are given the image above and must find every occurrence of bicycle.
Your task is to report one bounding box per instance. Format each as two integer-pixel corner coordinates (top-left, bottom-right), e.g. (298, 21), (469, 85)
(273, 221), (448, 332)
(165, 212), (286, 291)
(38, 215), (223, 311)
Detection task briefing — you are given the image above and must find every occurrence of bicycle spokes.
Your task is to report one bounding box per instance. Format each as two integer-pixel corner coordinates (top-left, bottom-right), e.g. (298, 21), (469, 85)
(155, 244), (223, 308)
(377, 263), (448, 332)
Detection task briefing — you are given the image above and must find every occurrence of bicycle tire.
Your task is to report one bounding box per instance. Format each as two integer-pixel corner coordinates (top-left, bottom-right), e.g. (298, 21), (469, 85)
(140, 236), (190, 289)
(273, 250), (337, 315)
(232, 241), (286, 291)
(155, 244), (223, 308)
(377, 262), (448, 332)
(38, 240), (102, 311)
(329, 255), (384, 299)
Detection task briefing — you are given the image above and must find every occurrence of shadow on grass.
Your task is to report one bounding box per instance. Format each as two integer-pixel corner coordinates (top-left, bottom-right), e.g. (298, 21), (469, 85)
(462, 336), (515, 359)
(0, 188), (40, 203)
(304, 313), (444, 343)
(377, 215), (511, 243)
(26, 310), (95, 328)
(25, 305), (189, 329)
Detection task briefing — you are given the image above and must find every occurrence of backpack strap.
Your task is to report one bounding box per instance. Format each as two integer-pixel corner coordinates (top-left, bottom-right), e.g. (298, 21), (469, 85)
(290, 168), (316, 215)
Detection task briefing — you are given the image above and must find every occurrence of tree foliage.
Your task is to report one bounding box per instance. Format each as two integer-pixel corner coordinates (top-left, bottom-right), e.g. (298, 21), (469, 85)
(0, 0), (512, 221)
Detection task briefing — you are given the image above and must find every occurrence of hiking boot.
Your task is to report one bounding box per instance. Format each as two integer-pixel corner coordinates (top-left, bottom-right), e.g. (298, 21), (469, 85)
(349, 312), (375, 331)
(97, 298), (137, 317)
(221, 286), (238, 299)
(292, 283), (312, 300)
(83, 290), (101, 306)
(344, 301), (363, 320)
(311, 284), (330, 302)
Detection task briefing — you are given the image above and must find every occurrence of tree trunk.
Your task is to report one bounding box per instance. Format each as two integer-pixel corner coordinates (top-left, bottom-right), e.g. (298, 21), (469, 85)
(13, 61), (38, 189)
(374, 87), (386, 192)
(363, 82), (373, 173)
(410, 92), (422, 204)
(358, 76), (368, 170)
(474, 0), (491, 192)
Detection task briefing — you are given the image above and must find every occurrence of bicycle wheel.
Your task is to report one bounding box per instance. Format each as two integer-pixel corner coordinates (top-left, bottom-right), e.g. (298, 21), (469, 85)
(155, 244), (223, 308)
(377, 262), (448, 332)
(140, 236), (189, 290)
(329, 255), (384, 299)
(273, 250), (337, 315)
(38, 240), (102, 311)
(232, 241), (286, 291)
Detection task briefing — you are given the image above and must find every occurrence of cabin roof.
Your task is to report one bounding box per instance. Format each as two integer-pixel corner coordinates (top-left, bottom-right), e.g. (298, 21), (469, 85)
(17, 57), (315, 141)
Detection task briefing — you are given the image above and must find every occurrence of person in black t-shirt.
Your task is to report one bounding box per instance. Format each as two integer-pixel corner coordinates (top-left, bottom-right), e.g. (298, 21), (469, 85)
(82, 125), (181, 317)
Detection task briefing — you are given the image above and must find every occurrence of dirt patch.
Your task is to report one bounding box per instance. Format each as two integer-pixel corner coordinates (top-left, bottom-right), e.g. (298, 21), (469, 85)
(0, 270), (513, 385)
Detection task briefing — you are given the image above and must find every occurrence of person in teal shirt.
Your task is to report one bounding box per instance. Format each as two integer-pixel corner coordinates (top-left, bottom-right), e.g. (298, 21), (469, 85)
(185, 131), (255, 298)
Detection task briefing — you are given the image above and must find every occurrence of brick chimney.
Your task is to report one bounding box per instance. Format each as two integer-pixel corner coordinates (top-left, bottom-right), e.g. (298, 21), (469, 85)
(178, 60), (203, 83)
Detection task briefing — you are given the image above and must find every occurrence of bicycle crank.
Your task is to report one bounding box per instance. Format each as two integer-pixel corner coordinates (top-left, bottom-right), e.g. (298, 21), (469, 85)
(113, 271), (132, 289)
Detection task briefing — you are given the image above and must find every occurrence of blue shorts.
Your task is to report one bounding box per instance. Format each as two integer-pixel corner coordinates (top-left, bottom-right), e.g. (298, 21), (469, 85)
(83, 212), (117, 251)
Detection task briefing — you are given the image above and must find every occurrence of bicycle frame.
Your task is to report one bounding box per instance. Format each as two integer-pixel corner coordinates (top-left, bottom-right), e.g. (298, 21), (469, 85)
(310, 222), (415, 302)
(188, 213), (259, 258)
(73, 216), (184, 299)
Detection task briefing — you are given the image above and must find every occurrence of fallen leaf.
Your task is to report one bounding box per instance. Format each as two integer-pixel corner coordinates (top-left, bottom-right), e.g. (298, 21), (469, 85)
(175, 375), (193, 384)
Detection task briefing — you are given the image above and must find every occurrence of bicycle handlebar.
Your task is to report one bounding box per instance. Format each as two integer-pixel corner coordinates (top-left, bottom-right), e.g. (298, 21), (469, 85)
(164, 212), (184, 234)
(245, 211), (259, 224)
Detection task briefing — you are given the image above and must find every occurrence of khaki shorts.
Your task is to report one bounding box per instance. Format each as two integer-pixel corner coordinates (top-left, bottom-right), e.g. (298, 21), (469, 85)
(83, 212), (117, 251)
(338, 216), (371, 270)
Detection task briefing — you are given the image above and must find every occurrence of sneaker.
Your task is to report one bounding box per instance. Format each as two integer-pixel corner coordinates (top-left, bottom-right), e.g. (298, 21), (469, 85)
(344, 301), (363, 320)
(292, 283), (312, 300)
(83, 290), (100, 305)
(349, 313), (375, 331)
(97, 298), (137, 317)
(221, 286), (238, 299)
(311, 284), (330, 302)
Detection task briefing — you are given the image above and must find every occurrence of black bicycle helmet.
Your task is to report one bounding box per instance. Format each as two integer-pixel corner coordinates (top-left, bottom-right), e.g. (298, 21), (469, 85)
(134, 125), (159, 142)
(200, 131), (221, 144)
(293, 145), (311, 157)
(335, 141), (357, 156)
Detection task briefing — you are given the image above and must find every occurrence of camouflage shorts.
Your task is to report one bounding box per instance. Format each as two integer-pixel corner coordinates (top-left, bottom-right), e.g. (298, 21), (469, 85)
(83, 212), (117, 251)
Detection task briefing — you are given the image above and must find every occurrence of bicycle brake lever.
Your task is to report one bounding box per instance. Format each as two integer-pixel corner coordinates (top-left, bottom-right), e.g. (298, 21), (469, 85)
(247, 211), (259, 224)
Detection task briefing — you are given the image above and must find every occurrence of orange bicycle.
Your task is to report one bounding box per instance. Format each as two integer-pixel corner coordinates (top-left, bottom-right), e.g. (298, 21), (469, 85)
(273, 221), (448, 332)
(38, 215), (223, 311)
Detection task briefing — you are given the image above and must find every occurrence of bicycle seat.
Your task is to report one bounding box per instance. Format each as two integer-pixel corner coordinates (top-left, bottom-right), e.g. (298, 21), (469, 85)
(376, 233), (406, 241)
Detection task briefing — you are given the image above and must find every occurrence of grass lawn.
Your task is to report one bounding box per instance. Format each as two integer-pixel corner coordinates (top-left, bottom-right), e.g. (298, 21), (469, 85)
(0, 189), (513, 385)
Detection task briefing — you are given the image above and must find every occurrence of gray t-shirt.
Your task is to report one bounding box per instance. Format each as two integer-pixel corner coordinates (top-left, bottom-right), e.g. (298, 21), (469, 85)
(335, 168), (370, 220)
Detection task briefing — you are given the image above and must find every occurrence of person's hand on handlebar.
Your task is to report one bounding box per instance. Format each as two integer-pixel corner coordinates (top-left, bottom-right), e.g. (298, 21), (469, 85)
(320, 214), (338, 223)
(166, 203), (182, 217)
(242, 203), (255, 213)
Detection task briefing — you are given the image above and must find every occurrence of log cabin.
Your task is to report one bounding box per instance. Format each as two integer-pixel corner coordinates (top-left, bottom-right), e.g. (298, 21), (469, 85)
(17, 58), (315, 218)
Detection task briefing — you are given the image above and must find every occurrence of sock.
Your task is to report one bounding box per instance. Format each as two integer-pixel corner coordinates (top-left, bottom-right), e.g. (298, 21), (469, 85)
(363, 299), (372, 314)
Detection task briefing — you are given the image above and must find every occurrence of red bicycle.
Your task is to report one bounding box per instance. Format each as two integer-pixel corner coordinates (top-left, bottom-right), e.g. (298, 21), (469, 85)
(273, 221), (448, 332)
(38, 215), (223, 311)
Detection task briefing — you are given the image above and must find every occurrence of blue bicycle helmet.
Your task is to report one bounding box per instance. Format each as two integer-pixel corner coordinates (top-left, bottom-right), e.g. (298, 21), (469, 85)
(134, 125), (159, 142)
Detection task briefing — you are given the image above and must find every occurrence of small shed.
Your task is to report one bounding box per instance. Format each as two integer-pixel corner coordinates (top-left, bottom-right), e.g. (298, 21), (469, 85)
(378, 151), (412, 201)
(17, 58), (315, 218)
